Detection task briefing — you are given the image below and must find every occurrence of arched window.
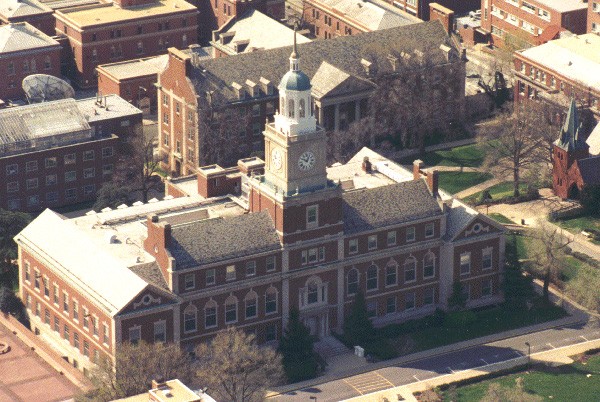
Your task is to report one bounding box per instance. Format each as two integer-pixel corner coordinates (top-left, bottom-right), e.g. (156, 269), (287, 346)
(289, 99), (295, 118)
(347, 268), (358, 295)
(225, 295), (238, 324)
(307, 280), (318, 304)
(404, 257), (416, 283)
(204, 300), (217, 328)
(385, 261), (397, 286)
(244, 291), (258, 319)
(183, 304), (197, 333)
(299, 99), (305, 118)
(265, 287), (278, 314)
(424, 252), (435, 279)
(366, 265), (378, 291)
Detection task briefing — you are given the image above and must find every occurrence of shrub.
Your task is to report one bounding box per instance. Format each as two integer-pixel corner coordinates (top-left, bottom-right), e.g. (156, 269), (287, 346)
(364, 337), (398, 361)
(444, 310), (477, 328)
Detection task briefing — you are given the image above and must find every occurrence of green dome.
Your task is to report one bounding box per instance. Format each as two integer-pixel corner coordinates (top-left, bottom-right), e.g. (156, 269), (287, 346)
(279, 70), (311, 91)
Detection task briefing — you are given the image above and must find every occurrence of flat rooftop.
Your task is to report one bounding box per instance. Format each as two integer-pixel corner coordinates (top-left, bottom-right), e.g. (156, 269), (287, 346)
(533, 0), (588, 13)
(56, 0), (197, 27)
(76, 94), (143, 123)
(314, 0), (419, 31)
(518, 34), (600, 90)
(39, 0), (100, 10)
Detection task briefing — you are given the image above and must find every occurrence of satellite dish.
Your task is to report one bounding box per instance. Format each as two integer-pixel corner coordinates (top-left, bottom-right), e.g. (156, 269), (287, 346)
(22, 74), (75, 104)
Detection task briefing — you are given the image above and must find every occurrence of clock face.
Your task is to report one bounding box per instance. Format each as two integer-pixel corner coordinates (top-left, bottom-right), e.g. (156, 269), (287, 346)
(298, 151), (316, 171)
(271, 149), (283, 170)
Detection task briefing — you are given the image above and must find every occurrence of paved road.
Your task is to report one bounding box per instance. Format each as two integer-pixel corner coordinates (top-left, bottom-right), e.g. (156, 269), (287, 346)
(273, 320), (600, 402)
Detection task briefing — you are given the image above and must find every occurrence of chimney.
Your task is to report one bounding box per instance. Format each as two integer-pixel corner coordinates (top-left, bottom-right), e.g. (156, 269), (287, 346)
(362, 156), (372, 173)
(143, 214), (172, 272)
(151, 377), (166, 389)
(427, 169), (439, 196)
(413, 159), (424, 180)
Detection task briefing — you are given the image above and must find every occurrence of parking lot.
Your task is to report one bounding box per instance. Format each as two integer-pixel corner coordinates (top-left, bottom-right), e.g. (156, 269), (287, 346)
(0, 322), (79, 402)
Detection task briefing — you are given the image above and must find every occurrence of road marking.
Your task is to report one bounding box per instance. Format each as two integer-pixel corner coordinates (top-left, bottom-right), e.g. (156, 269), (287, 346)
(343, 378), (363, 395)
(480, 358), (489, 365)
(375, 371), (395, 387)
(515, 350), (524, 357)
(413, 375), (419, 382)
(581, 335), (589, 342)
(447, 366), (455, 373)
(547, 343), (555, 349)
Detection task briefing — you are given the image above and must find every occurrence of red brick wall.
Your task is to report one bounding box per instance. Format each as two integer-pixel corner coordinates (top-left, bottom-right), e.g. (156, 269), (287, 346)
(303, 1), (365, 39)
(120, 308), (175, 344)
(589, 1), (600, 33)
(0, 45), (61, 101)
(2, 13), (56, 37)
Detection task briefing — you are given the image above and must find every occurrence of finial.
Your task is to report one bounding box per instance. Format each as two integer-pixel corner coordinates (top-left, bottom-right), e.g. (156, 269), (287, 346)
(291, 24), (298, 59)
(289, 23), (299, 71)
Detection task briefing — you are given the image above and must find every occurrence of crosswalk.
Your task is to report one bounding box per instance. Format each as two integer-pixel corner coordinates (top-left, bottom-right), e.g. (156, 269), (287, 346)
(343, 370), (395, 395)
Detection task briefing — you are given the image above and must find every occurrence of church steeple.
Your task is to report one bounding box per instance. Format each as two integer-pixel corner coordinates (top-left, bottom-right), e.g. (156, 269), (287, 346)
(555, 98), (587, 152)
(290, 27), (299, 72)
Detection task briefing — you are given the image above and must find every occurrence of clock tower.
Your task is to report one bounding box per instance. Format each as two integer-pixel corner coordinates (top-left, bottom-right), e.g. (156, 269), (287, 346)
(262, 31), (328, 196)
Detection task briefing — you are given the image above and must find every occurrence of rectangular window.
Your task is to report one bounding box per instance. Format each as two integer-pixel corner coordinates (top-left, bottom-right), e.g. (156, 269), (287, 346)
(45, 309), (50, 324)
(83, 307), (89, 329)
(129, 327), (141, 344)
(64, 154), (76, 165)
(482, 279), (492, 297)
(45, 157), (57, 168)
(6, 164), (18, 176)
(184, 274), (195, 290)
(265, 324), (277, 342)
(63, 324), (70, 342)
(387, 231), (397, 246)
(43, 277), (49, 297)
(366, 267), (378, 291)
(83, 150), (95, 161)
(424, 254), (435, 278)
(102, 147), (113, 158)
(74, 332), (79, 350)
(482, 248), (493, 270)
(34, 269), (40, 290)
(406, 227), (416, 242)
(265, 292), (277, 314)
(205, 306), (217, 328)
(63, 292), (69, 313)
(103, 323), (109, 345)
(246, 261), (256, 276)
(65, 188), (77, 200)
(73, 300), (79, 321)
(306, 205), (318, 228)
(385, 264), (397, 286)
(225, 265), (236, 281)
(425, 223), (434, 238)
(93, 316), (99, 337)
(386, 296), (396, 314)
(26, 178), (38, 190)
(46, 174), (57, 186)
(266, 256), (276, 272)
(404, 259), (416, 283)
(206, 269), (216, 285)
(308, 248), (318, 263)
(25, 160), (38, 172)
(7, 182), (18, 193)
(225, 302), (237, 323)
(460, 253), (471, 275)
(102, 164), (113, 176)
(405, 292), (415, 310)
(35, 302), (40, 317)
(54, 316), (60, 332)
(349, 239), (358, 254)
(245, 298), (257, 319)
(83, 184), (95, 196)
(65, 171), (76, 182)
(83, 168), (95, 179)
(154, 321), (166, 342)
(25, 262), (31, 282)
(367, 301), (377, 318)
(368, 235), (377, 250)
(423, 288), (434, 305)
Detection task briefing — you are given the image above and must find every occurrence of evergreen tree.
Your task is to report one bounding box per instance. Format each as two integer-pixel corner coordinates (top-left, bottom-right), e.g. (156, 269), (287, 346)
(503, 235), (534, 309)
(278, 308), (321, 383)
(447, 281), (467, 311)
(343, 291), (375, 346)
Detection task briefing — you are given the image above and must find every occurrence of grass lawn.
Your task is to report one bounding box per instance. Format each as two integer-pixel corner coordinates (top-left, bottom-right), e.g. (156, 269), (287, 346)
(554, 215), (600, 245)
(413, 144), (486, 168)
(463, 181), (528, 204)
(445, 353), (600, 401)
(438, 172), (493, 195)
(488, 213), (514, 224)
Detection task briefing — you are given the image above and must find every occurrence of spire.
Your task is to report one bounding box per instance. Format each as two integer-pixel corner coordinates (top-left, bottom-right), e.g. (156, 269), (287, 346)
(290, 25), (299, 71)
(556, 98), (587, 151)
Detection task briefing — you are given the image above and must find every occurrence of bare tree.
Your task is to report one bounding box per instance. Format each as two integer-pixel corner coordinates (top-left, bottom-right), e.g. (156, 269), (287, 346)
(195, 327), (283, 402)
(82, 341), (195, 401)
(479, 104), (554, 197)
(527, 221), (573, 300)
(482, 377), (542, 402)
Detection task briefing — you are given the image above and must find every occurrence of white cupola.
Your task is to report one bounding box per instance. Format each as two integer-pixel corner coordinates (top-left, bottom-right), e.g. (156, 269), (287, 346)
(274, 29), (317, 136)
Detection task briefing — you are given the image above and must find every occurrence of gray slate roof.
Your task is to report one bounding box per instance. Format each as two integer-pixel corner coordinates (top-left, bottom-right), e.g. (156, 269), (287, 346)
(192, 20), (455, 103)
(343, 180), (443, 234)
(0, 22), (59, 55)
(578, 156), (600, 186)
(129, 263), (169, 290)
(0, 0), (51, 18)
(169, 211), (281, 269)
(443, 199), (478, 241)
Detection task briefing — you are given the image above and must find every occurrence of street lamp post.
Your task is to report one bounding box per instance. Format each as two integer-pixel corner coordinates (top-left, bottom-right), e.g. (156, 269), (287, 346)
(525, 342), (531, 367)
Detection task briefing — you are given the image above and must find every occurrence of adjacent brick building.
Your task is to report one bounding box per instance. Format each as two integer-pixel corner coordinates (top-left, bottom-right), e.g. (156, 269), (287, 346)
(481, 0), (588, 48)
(158, 21), (466, 177)
(0, 22), (61, 102)
(303, 0), (419, 39)
(384, 0), (479, 20)
(0, 0), (55, 36)
(54, 0), (198, 88)
(589, 0), (600, 34)
(513, 33), (600, 123)
(15, 55), (504, 370)
(0, 95), (142, 212)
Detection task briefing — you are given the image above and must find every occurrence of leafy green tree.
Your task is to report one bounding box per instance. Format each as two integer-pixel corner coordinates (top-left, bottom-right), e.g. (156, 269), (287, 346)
(195, 327), (283, 402)
(580, 184), (600, 216)
(343, 291), (375, 346)
(93, 182), (132, 212)
(0, 209), (31, 273)
(278, 308), (322, 382)
(447, 281), (467, 311)
(0, 285), (17, 314)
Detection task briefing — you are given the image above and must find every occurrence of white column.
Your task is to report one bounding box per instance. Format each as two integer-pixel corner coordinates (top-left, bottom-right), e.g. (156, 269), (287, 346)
(337, 264), (345, 333)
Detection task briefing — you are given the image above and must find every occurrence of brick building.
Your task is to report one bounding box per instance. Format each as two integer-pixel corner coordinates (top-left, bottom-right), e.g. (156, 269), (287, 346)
(0, 0), (55, 36)
(15, 53), (504, 370)
(302, 0), (419, 39)
(0, 95), (142, 212)
(210, 9), (311, 57)
(0, 22), (61, 102)
(383, 0), (479, 20)
(480, 0), (588, 48)
(552, 99), (600, 199)
(589, 0), (600, 34)
(54, 0), (198, 88)
(158, 21), (466, 177)
(513, 33), (600, 123)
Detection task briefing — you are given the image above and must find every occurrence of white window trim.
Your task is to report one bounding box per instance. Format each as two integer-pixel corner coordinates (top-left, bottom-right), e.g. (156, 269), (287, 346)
(128, 325), (142, 343)
(460, 252), (471, 275)
(482, 247), (493, 270)
(306, 205), (319, 229)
